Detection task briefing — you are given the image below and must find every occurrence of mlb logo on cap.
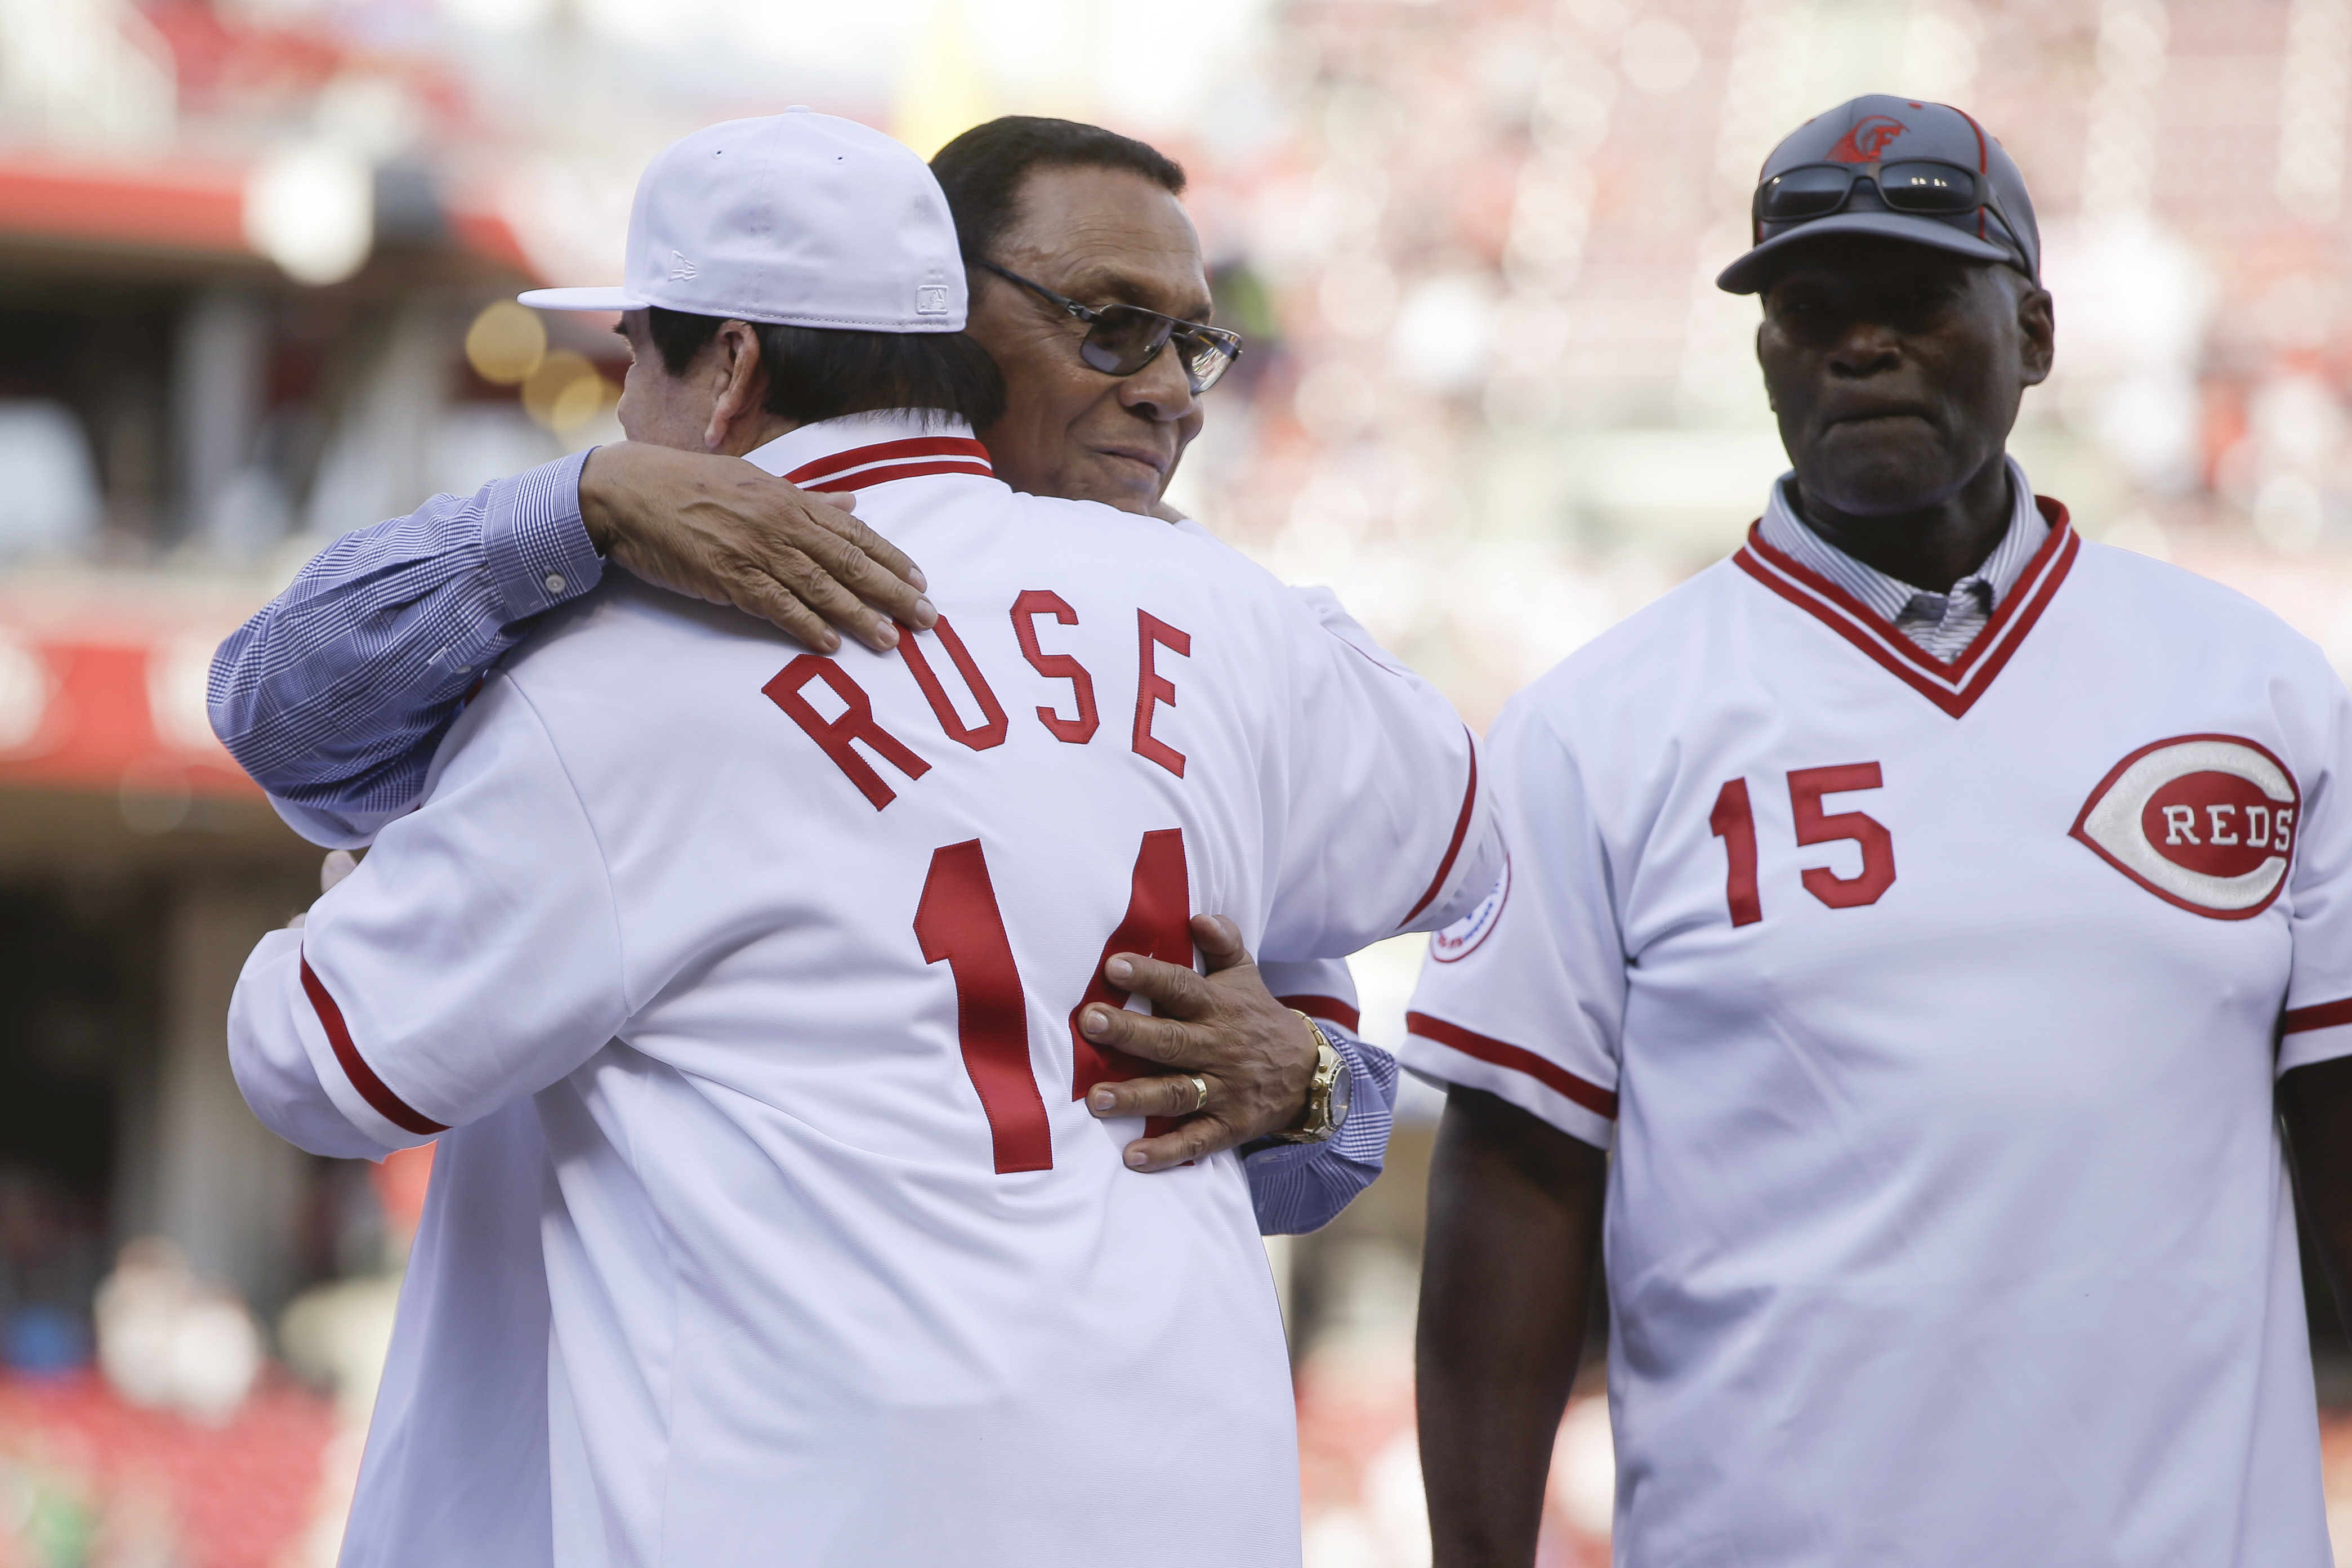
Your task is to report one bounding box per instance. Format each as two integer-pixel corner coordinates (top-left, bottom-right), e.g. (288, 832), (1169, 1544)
(521, 109), (967, 333)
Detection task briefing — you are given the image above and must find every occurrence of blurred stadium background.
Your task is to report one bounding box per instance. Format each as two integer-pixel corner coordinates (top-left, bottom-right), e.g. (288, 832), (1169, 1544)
(1, 0), (2351, 1561)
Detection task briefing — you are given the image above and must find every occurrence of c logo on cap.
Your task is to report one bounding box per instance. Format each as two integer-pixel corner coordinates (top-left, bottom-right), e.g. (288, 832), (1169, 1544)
(1826, 114), (1907, 164)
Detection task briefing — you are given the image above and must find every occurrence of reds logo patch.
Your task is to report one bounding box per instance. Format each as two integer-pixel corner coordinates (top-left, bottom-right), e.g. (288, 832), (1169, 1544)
(1827, 114), (1907, 164)
(2069, 734), (2300, 920)
(1431, 858), (1510, 963)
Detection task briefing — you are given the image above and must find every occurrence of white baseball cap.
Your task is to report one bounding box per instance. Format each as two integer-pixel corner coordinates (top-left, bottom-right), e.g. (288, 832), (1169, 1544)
(519, 109), (966, 332)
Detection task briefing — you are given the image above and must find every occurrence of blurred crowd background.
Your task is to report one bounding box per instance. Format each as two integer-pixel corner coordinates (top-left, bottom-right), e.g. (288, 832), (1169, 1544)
(3, 0), (2352, 1562)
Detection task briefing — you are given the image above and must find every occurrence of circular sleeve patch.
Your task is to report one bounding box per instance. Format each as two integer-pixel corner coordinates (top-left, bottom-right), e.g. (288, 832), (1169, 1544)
(1430, 857), (1511, 962)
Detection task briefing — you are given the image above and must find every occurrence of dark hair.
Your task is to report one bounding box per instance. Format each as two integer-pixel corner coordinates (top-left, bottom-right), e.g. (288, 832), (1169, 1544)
(930, 117), (1186, 264)
(645, 307), (1006, 428)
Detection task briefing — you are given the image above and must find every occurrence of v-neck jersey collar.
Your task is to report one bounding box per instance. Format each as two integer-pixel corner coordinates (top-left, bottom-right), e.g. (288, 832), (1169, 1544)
(1755, 458), (2048, 632)
(1733, 491), (2080, 718)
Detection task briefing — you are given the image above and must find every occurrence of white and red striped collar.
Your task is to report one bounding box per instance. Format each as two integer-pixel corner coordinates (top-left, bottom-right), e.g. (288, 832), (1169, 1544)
(1733, 490), (2080, 719)
(1755, 458), (2048, 631)
(743, 411), (994, 494)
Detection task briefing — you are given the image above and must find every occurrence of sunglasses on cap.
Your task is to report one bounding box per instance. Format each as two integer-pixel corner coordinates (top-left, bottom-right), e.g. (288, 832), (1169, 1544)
(1752, 158), (2026, 254)
(974, 260), (1244, 395)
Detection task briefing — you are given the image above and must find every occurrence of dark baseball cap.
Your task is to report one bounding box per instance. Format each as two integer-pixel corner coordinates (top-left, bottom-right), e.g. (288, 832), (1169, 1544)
(1716, 95), (2040, 295)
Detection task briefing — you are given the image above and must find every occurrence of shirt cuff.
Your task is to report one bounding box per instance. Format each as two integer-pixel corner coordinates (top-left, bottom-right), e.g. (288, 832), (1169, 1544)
(482, 449), (601, 623)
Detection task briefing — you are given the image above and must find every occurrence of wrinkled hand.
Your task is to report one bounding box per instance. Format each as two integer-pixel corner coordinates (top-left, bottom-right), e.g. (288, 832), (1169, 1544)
(579, 442), (936, 653)
(1078, 914), (1321, 1172)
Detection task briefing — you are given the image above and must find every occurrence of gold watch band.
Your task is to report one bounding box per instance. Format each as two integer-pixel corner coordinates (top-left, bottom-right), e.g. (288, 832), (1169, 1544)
(1273, 1010), (1344, 1144)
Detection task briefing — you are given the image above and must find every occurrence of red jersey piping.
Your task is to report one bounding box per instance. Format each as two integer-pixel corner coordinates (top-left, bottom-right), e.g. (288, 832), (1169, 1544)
(300, 955), (447, 1137)
(786, 437), (994, 493)
(1407, 1011), (1618, 1120)
(2283, 998), (2352, 1036)
(1403, 731), (1481, 924)
(1277, 994), (1363, 1033)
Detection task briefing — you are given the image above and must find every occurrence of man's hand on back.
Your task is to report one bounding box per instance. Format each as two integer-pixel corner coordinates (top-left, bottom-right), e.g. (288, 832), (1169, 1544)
(579, 442), (937, 654)
(1079, 915), (1320, 1171)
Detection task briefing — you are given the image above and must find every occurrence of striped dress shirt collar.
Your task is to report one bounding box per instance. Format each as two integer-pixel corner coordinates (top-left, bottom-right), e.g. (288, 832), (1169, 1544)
(1755, 457), (2048, 664)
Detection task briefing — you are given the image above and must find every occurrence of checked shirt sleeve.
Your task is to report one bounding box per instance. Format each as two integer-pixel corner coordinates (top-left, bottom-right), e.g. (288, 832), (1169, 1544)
(1243, 959), (1396, 1235)
(1243, 1029), (1398, 1236)
(208, 452), (600, 845)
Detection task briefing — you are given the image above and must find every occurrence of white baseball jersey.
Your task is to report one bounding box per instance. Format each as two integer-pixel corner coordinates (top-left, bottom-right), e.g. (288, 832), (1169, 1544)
(232, 412), (1496, 1568)
(1404, 488), (2352, 1566)
(338, 979), (1371, 1568)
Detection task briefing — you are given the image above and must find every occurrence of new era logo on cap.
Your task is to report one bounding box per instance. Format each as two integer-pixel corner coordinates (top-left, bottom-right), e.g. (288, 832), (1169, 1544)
(671, 251), (698, 282)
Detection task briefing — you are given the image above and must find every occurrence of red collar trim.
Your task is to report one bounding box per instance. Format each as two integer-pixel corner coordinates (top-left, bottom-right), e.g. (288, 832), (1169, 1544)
(786, 436), (994, 494)
(1731, 496), (2078, 718)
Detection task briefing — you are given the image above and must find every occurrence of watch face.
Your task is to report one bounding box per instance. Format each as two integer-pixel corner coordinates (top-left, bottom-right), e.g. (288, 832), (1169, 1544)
(1327, 1057), (1351, 1131)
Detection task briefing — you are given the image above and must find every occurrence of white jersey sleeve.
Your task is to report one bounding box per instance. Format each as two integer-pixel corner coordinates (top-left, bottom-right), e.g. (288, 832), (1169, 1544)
(2278, 678), (2352, 1074)
(1398, 696), (1621, 1149)
(227, 678), (628, 1154)
(1261, 588), (1499, 958)
(1256, 957), (1359, 1033)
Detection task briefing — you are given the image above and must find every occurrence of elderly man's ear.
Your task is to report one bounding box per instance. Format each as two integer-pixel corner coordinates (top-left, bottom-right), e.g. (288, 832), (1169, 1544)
(702, 320), (773, 453)
(2016, 282), (2056, 387)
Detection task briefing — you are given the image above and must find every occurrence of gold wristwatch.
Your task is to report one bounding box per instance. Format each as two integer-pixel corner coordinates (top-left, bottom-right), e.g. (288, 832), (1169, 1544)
(1271, 1011), (1353, 1144)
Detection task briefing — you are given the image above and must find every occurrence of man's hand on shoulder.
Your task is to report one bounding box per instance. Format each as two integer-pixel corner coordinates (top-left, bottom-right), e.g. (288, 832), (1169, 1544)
(1078, 915), (1321, 1171)
(579, 443), (937, 654)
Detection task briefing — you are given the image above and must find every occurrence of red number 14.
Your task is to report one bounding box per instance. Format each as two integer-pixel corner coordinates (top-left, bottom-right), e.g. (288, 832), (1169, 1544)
(1710, 763), (1896, 926)
(913, 829), (1190, 1174)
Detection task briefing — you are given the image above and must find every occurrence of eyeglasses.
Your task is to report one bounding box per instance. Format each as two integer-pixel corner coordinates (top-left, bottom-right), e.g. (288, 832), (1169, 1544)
(973, 260), (1244, 394)
(1752, 159), (2023, 251)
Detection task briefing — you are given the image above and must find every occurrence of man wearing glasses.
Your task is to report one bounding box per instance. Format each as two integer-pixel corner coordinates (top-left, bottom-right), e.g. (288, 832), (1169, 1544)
(212, 117), (1420, 1566)
(214, 116), (1366, 1189)
(232, 109), (1498, 1566)
(1404, 95), (2352, 1565)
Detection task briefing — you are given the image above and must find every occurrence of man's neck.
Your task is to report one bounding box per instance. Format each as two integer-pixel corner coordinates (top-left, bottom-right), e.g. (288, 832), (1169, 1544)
(1792, 456), (2014, 595)
(713, 413), (801, 459)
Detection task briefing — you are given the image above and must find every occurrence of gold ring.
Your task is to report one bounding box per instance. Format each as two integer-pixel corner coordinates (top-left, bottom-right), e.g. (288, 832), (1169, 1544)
(1186, 1074), (1211, 1114)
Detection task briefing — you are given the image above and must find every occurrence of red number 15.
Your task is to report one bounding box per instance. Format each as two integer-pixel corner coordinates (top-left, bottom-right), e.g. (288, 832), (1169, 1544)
(1709, 762), (1896, 926)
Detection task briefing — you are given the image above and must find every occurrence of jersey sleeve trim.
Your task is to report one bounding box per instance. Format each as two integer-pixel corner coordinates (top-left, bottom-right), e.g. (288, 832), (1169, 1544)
(1402, 731), (1479, 924)
(2283, 998), (2352, 1035)
(1275, 994), (1362, 1032)
(1405, 1010), (1616, 1119)
(301, 954), (449, 1137)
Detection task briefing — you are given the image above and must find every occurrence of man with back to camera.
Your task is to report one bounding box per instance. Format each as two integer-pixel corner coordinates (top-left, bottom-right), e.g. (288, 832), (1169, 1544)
(227, 110), (1499, 1566)
(213, 115), (1382, 1185)
(1404, 95), (2352, 1565)
(213, 119), (1409, 1563)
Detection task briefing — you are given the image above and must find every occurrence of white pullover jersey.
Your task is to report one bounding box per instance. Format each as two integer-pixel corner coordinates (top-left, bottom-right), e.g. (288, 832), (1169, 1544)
(231, 413), (1497, 1568)
(321, 507), (1404, 1568)
(1405, 499), (2352, 1567)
